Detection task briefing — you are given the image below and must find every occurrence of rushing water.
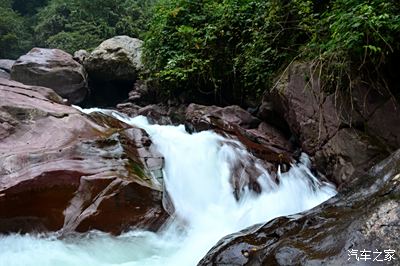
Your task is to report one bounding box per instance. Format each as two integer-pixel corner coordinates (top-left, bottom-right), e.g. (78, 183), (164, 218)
(0, 109), (337, 266)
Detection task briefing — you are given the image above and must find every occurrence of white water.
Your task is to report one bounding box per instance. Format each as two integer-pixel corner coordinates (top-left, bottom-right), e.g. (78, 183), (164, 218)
(0, 108), (337, 266)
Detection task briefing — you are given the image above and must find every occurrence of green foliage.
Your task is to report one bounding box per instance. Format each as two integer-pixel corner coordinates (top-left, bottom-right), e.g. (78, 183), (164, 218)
(34, 0), (156, 54)
(144, 0), (314, 104)
(0, 2), (32, 58)
(0, 0), (155, 58)
(304, 0), (400, 92)
(1, 0), (399, 103)
(12, 0), (48, 15)
(310, 0), (400, 60)
(144, 0), (400, 104)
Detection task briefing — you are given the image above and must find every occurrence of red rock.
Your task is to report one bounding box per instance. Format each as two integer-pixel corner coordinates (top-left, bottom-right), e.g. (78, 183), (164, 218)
(0, 78), (167, 234)
(185, 103), (293, 198)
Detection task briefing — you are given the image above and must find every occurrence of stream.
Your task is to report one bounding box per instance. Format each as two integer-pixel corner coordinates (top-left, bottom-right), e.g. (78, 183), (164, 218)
(0, 109), (337, 266)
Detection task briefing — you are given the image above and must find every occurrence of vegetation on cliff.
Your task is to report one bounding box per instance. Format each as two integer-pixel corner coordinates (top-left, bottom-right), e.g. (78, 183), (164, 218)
(0, 0), (399, 104)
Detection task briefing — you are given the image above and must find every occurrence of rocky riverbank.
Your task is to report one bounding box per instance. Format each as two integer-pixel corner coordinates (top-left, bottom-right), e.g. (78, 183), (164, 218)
(0, 36), (399, 263)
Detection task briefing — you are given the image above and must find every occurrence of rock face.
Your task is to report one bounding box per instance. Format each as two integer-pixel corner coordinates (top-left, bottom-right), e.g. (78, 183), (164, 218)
(262, 62), (399, 185)
(0, 78), (167, 234)
(84, 36), (143, 82)
(10, 48), (88, 104)
(199, 149), (400, 265)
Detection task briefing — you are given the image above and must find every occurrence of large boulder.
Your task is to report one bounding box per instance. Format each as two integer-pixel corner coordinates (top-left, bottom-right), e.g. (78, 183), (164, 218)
(0, 78), (167, 234)
(199, 149), (400, 265)
(84, 36), (143, 82)
(10, 48), (88, 104)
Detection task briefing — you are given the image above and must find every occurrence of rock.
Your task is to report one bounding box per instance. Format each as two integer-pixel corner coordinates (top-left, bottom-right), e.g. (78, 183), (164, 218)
(367, 98), (400, 149)
(10, 48), (88, 104)
(269, 62), (341, 155)
(116, 102), (141, 117)
(186, 104), (261, 131)
(0, 78), (167, 234)
(0, 59), (14, 73)
(73, 49), (90, 64)
(0, 59), (15, 80)
(138, 104), (173, 125)
(199, 149), (400, 265)
(265, 62), (399, 186)
(117, 103), (187, 126)
(185, 104), (294, 198)
(84, 36), (143, 82)
(185, 104), (292, 164)
(0, 70), (9, 80)
(315, 128), (386, 184)
(127, 80), (157, 106)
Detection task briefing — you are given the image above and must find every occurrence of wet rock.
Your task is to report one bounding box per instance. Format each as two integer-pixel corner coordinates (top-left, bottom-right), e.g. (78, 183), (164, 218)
(0, 78), (167, 235)
(84, 36), (143, 82)
(186, 104), (261, 131)
(185, 104), (294, 199)
(185, 103), (293, 164)
(117, 103), (187, 126)
(116, 102), (141, 117)
(199, 149), (400, 265)
(10, 48), (88, 104)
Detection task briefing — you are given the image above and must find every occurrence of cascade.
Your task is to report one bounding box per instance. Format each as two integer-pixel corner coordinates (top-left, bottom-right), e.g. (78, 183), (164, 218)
(0, 108), (336, 266)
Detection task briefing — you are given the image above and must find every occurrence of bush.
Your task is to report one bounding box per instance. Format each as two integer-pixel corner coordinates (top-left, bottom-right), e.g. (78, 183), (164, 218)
(34, 0), (155, 54)
(143, 0), (315, 105)
(0, 0), (32, 58)
(304, 0), (400, 92)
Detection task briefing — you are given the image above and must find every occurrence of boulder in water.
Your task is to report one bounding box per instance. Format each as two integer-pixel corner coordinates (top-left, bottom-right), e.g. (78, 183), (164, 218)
(0, 78), (167, 234)
(10, 48), (88, 104)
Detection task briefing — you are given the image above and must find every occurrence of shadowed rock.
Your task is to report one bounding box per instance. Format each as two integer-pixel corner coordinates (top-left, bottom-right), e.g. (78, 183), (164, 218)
(265, 62), (398, 185)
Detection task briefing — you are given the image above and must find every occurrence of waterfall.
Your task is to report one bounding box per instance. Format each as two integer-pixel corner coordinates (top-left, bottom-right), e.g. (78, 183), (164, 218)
(0, 109), (337, 266)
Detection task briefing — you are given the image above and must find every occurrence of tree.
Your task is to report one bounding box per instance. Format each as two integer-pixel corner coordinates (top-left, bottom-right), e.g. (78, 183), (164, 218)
(143, 0), (311, 105)
(34, 0), (156, 54)
(0, 1), (32, 58)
